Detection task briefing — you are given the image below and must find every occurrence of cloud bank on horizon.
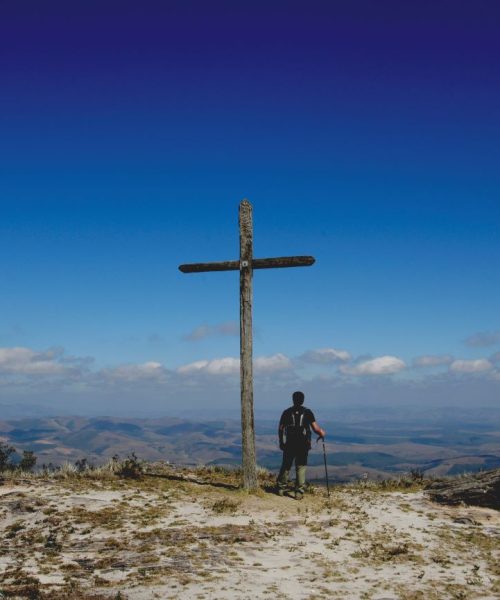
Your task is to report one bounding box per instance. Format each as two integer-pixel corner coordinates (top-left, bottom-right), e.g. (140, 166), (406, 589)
(1, 332), (499, 416)
(3, 338), (499, 384)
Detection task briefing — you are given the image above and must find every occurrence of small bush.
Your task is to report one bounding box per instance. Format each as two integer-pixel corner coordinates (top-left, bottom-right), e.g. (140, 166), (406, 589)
(115, 453), (144, 479)
(75, 458), (95, 473)
(1, 444), (38, 473)
(0, 441), (16, 471)
(19, 450), (37, 472)
(58, 462), (78, 477)
(409, 468), (424, 482)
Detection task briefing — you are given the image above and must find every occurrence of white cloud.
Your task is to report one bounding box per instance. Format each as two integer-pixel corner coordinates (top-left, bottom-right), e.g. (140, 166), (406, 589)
(0, 346), (169, 390)
(100, 361), (166, 382)
(177, 357), (239, 375)
(254, 353), (292, 373)
(177, 360), (208, 374)
(0, 346), (67, 376)
(340, 355), (406, 376)
(299, 348), (351, 364)
(177, 353), (292, 376)
(413, 355), (453, 368)
(449, 359), (493, 374)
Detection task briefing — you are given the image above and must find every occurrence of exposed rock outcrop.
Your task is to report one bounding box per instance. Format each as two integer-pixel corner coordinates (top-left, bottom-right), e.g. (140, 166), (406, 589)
(426, 468), (500, 509)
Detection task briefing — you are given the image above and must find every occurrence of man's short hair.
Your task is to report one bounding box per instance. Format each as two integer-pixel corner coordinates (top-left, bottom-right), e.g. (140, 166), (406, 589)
(292, 391), (305, 406)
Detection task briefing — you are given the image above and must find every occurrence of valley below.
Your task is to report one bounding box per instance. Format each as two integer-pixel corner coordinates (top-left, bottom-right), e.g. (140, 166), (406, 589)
(1, 407), (500, 483)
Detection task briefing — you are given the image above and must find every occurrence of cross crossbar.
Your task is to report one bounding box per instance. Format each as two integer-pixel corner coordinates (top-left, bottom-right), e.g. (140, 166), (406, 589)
(179, 255), (315, 273)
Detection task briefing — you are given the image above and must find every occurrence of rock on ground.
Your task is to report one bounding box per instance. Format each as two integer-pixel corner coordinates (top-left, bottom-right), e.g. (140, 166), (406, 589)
(426, 469), (500, 509)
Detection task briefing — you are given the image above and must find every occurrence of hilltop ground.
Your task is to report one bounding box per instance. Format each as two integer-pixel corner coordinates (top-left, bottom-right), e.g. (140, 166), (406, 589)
(1, 464), (499, 600)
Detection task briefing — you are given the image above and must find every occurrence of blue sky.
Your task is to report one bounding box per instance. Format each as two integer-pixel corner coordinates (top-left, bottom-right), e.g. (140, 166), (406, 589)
(1, 1), (499, 417)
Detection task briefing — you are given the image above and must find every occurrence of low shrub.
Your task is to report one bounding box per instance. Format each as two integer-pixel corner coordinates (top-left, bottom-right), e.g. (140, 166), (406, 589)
(115, 453), (144, 479)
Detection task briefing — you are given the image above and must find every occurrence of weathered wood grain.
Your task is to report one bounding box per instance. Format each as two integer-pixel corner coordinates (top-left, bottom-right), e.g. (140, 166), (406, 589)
(239, 200), (258, 491)
(179, 261), (240, 273)
(253, 256), (315, 269)
(179, 256), (314, 273)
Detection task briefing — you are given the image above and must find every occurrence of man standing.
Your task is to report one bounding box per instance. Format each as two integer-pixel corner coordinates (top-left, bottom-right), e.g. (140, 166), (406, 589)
(277, 391), (326, 499)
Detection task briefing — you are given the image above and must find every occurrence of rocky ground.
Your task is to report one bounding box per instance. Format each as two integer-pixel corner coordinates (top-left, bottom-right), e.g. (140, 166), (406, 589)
(1, 465), (499, 599)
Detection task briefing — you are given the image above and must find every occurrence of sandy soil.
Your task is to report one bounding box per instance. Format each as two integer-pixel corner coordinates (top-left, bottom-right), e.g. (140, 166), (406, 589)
(1, 471), (499, 599)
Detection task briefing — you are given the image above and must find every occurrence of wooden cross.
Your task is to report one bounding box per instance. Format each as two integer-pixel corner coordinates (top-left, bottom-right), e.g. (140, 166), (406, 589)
(179, 199), (315, 490)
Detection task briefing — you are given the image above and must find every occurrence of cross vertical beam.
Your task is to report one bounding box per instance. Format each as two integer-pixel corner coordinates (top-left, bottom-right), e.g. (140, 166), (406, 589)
(239, 200), (257, 490)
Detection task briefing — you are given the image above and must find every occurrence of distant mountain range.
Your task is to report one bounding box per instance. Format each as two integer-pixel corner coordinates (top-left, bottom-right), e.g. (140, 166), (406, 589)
(2, 413), (500, 482)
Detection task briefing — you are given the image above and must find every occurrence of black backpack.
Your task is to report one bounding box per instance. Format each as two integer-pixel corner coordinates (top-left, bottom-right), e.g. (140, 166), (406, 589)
(285, 407), (311, 446)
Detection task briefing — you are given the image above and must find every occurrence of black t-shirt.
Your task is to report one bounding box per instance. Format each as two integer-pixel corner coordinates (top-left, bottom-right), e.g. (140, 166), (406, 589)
(280, 405), (316, 447)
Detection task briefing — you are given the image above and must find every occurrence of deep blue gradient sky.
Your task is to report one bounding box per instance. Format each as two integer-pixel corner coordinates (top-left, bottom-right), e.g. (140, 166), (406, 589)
(1, 1), (499, 417)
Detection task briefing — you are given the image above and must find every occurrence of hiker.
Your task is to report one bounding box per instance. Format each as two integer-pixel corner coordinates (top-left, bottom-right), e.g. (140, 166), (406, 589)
(277, 391), (326, 500)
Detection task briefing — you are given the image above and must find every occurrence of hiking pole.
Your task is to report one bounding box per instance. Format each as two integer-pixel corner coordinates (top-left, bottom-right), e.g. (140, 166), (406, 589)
(318, 436), (330, 498)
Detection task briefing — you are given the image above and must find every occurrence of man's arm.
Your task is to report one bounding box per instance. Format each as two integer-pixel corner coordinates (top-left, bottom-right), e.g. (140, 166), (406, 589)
(278, 413), (286, 449)
(311, 421), (326, 439)
(278, 423), (286, 449)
